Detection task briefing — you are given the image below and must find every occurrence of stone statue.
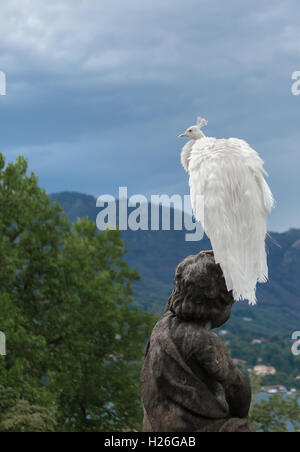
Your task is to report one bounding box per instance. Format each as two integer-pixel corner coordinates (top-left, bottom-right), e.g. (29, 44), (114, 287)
(141, 253), (254, 432)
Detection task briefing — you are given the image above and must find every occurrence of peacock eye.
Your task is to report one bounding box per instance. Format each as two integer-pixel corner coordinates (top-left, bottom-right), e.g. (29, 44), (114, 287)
(189, 129), (192, 132)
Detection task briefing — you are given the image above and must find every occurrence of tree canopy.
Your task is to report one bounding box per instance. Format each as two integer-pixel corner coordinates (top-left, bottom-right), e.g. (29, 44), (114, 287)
(0, 154), (156, 432)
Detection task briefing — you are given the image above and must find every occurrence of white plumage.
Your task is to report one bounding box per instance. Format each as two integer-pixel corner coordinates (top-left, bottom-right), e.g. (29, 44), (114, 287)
(179, 117), (274, 305)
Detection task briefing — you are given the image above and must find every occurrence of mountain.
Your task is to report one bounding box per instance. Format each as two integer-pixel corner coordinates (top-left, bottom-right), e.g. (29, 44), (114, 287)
(50, 192), (300, 339)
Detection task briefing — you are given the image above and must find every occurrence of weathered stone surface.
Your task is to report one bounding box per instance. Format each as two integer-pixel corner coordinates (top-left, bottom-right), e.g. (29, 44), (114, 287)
(141, 253), (254, 432)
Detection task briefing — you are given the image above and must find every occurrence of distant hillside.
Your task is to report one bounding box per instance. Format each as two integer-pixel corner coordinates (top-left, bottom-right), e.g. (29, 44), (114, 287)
(50, 192), (300, 338)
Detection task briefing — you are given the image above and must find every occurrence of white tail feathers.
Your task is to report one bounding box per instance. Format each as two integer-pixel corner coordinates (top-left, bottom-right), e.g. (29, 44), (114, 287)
(187, 136), (274, 305)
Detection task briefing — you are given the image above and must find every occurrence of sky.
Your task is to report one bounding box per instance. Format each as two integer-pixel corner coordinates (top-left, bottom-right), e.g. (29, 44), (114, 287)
(0, 0), (300, 232)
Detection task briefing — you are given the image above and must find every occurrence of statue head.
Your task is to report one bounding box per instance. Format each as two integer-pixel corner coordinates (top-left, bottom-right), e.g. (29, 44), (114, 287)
(167, 253), (234, 329)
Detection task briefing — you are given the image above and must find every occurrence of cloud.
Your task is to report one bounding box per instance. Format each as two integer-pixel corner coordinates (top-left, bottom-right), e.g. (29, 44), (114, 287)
(0, 0), (299, 231)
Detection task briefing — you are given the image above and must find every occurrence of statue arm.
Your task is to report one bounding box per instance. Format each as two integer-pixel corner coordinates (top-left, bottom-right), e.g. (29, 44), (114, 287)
(195, 333), (252, 418)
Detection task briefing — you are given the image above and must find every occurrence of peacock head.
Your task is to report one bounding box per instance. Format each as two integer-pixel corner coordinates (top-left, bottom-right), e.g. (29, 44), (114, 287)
(178, 116), (208, 140)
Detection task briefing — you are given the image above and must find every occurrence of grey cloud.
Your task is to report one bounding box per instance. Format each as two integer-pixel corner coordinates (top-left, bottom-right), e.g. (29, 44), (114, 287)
(0, 0), (300, 231)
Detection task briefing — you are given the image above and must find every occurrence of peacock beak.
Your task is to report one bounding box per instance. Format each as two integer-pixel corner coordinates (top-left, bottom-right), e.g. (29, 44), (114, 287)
(178, 133), (186, 138)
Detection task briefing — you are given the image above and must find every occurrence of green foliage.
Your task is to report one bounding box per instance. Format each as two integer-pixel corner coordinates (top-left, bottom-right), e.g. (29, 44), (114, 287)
(0, 396), (57, 432)
(0, 154), (156, 432)
(251, 395), (300, 432)
(250, 376), (300, 432)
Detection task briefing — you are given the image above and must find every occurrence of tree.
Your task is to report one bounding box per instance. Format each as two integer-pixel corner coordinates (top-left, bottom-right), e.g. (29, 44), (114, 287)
(250, 375), (300, 432)
(46, 217), (155, 431)
(0, 154), (156, 431)
(251, 394), (300, 432)
(0, 155), (60, 427)
(0, 395), (57, 432)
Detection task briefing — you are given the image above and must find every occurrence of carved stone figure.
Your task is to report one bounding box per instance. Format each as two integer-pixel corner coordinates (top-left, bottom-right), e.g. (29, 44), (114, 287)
(141, 253), (254, 432)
